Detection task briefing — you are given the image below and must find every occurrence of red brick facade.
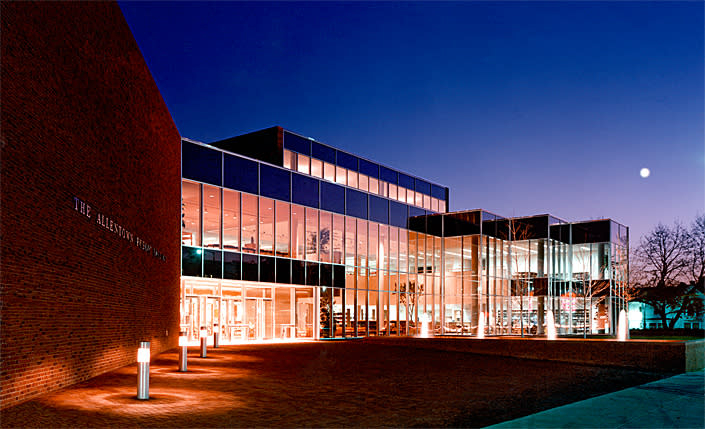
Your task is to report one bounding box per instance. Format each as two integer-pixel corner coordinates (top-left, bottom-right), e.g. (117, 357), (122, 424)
(1, 2), (181, 408)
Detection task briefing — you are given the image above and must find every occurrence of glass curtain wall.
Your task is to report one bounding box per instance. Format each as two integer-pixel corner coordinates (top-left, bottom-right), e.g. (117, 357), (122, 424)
(182, 178), (627, 341)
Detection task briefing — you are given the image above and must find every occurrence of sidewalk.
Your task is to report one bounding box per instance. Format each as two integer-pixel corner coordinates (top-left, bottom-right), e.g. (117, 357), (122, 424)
(490, 370), (705, 428)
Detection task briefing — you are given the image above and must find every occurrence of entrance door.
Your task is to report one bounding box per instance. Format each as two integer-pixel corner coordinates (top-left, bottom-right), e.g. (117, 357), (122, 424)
(246, 298), (273, 340)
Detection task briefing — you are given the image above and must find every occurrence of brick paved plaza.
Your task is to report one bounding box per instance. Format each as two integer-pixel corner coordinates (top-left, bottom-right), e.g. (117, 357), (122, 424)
(0, 340), (671, 428)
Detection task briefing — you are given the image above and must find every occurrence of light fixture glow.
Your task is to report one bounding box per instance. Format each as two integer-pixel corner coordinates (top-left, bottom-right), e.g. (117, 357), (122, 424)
(137, 347), (150, 363)
(640, 167), (650, 178)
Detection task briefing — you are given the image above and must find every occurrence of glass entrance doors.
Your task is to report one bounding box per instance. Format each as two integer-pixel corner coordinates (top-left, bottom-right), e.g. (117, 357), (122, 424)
(246, 298), (273, 340)
(181, 278), (316, 343)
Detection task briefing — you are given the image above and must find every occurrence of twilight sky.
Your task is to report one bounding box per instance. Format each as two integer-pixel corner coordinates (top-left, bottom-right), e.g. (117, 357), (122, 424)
(119, 1), (703, 244)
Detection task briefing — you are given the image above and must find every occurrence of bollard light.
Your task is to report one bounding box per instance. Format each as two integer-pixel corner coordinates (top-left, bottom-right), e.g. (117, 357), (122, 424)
(213, 323), (220, 348)
(200, 326), (207, 358)
(178, 331), (188, 372)
(137, 341), (150, 400)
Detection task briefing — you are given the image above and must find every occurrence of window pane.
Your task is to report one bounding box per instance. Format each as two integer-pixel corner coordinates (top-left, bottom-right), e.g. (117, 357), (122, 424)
(204, 249), (222, 278)
(397, 187), (406, 203)
(182, 141), (221, 186)
(260, 255), (275, 283)
(369, 178), (379, 195)
(260, 164), (290, 201)
(336, 166), (347, 186)
(369, 195), (388, 224)
(347, 170), (358, 188)
(324, 162), (335, 182)
(333, 214), (344, 265)
(389, 227), (399, 272)
(306, 208), (318, 261)
(283, 149), (294, 170)
(275, 257), (290, 283)
(399, 230), (408, 273)
(357, 219), (367, 267)
(311, 158), (323, 178)
(345, 216), (356, 266)
(432, 197), (439, 213)
(292, 173), (319, 208)
(182, 246), (202, 277)
(407, 189), (415, 205)
(389, 183), (397, 201)
(379, 181), (387, 197)
(223, 189), (240, 250)
(203, 185), (221, 248)
(297, 154), (310, 175)
(344, 189), (365, 219)
(259, 197), (274, 255)
(415, 191), (423, 207)
(182, 180), (201, 246)
(319, 211), (332, 263)
(358, 174), (369, 192)
(368, 222), (378, 270)
(440, 200), (446, 212)
(424, 194), (431, 210)
(224, 154), (258, 194)
(275, 201), (290, 257)
(291, 204), (305, 260)
(241, 193), (258, 253)
(379, 224), (388, 271)
(242, 254), (258, 281)
(224, 251), (241, 280)
(321, 182), (345, 215)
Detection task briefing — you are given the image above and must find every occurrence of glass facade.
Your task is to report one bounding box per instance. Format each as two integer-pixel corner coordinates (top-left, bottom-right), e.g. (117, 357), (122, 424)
(181, 136), (628, 343)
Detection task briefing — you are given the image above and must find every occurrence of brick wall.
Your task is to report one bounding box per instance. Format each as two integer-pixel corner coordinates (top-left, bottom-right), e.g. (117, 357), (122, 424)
(1, 1), (181, 408)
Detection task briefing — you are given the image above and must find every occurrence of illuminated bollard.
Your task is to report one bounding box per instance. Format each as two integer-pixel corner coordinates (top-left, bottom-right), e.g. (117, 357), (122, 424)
(137, 341), (150, 400)
(178, 331), (188, 372)
(213, 323), (220, 348)
(200, 326), (207, 358)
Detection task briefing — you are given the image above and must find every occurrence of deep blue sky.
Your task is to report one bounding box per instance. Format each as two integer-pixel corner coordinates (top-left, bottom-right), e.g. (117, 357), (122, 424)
(119, 1), (703, 244)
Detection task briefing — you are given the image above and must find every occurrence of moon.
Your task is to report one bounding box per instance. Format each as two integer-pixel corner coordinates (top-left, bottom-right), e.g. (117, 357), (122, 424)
(640, 168), (650, 178)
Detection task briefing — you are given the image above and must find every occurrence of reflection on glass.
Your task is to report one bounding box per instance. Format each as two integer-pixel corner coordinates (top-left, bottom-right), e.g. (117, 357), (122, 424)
(358, 174), (369, 192)
(369, 178), (379, 195)
(241, 193), (258, 253)
(275, 201), (290, 257)
(389, 183), (397, 201)
(335, 166), (347, 186)
(389, 227), (398, 272)
(345, 216), (356, 266)
(347, 170), (358, 188)
(368, 222), (378, 270)
(324, 162), (335, 182)
(291, 204), (305, 259)
(357, 219), (367, 267)
(319, 211), (332, 263)
(259, 197), (274, 255)
(223, 189), (240, 250)
(182, 180), (201, 246)
(297, 154), (310, 175)
(332, 214), (344, 264)
(305, 207), (318, 261)
(203, 185), (221, 248)
(311, 158), (323, 179)
(283, 149), (294, 170)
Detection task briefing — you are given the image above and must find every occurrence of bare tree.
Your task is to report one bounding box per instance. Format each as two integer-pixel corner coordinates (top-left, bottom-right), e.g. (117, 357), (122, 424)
(631, 220), (697, 329)
(399, 280), (424, 334)
(687, 214), (705, 286)
(509, 219), (534, 337)
(572, 245), (611, 338)
(637, 222), (689, 288)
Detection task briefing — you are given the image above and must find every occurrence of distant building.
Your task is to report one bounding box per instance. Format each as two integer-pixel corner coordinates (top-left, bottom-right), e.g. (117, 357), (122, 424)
(628, 288), (705, 330)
